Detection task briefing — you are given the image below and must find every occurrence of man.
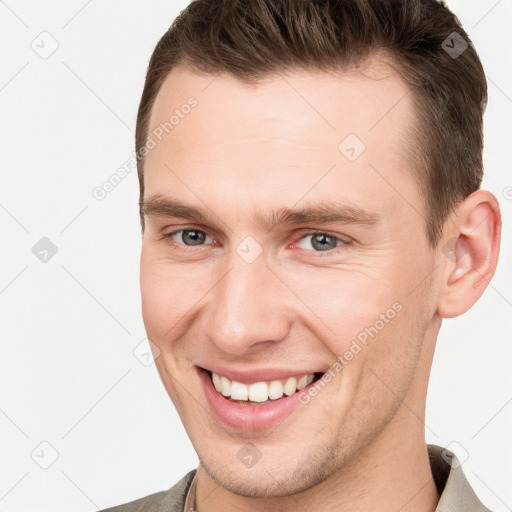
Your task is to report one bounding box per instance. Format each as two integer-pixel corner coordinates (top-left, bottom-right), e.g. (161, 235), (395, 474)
(102, 0), (501, 510)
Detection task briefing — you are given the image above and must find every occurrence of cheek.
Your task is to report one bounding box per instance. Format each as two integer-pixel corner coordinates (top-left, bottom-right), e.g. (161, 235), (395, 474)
(281, 263), (398, 350)
(140, 247), (213, 339)
(281, 259), (424, 394)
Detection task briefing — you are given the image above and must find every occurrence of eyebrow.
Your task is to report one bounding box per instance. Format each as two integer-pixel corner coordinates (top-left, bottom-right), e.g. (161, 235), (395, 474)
(140, 194), (381, 231)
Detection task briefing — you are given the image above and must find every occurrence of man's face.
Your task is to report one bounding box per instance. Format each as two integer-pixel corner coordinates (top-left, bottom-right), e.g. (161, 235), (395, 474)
(140, 60), (442, 496)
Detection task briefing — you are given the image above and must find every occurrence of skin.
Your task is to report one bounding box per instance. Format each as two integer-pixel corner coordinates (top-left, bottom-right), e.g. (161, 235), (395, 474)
(139, 58), (501, 512)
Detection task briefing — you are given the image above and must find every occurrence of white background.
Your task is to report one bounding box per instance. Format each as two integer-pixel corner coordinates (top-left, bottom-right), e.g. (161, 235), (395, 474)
(0, 1), (510, 511)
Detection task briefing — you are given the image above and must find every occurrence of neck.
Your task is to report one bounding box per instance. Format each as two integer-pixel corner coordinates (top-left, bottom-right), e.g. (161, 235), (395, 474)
(195, 420), (439, 512)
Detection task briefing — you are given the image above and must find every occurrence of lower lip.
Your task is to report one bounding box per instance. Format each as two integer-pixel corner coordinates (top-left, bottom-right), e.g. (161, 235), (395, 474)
(199, 368), (316, 431)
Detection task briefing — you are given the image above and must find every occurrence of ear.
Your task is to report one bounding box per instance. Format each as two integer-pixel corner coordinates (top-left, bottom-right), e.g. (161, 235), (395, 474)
(436, 189), (502, 319)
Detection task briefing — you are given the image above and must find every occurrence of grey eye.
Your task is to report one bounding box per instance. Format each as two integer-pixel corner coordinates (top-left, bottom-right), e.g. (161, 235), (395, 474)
(172, 230), (211, 246)
(296, 233), (343, 252)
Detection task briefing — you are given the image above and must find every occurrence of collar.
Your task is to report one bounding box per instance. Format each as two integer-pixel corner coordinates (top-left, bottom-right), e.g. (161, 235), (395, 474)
(428, 444), (491, 511)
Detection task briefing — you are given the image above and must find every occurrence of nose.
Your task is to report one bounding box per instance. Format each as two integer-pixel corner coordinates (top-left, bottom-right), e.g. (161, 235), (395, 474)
(204, 252), (294, 356)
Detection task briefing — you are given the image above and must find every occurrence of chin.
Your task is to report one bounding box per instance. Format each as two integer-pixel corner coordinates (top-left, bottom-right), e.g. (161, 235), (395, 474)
(199, 442), (339, 499)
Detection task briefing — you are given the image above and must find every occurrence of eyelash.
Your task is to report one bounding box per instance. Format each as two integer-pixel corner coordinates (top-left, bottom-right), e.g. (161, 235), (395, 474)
(161, 228), (350, 255)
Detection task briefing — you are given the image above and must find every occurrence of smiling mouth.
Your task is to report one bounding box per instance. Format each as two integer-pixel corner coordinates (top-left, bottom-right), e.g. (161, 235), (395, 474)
(206, 369), (324, 405)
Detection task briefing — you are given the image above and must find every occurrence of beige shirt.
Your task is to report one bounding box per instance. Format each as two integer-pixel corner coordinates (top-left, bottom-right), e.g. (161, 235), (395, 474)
(183, 445), (492, 512)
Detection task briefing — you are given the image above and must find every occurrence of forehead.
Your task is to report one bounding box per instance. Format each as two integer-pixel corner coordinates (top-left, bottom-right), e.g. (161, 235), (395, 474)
(143, 58), (420, 226)
(151, 53), (412, 124)
(149, 58), (414, 144)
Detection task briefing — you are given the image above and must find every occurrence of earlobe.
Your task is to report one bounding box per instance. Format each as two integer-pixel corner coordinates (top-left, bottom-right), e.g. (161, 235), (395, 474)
(437, 190), (501, 319)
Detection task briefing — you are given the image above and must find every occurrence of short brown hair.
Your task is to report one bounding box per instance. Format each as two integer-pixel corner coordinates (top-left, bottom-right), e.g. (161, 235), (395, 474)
(136, 0), (487, 247)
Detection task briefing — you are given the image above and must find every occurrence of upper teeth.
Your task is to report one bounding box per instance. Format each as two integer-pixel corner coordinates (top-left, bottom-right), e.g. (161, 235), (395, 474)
(211, 372), (315, 402)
